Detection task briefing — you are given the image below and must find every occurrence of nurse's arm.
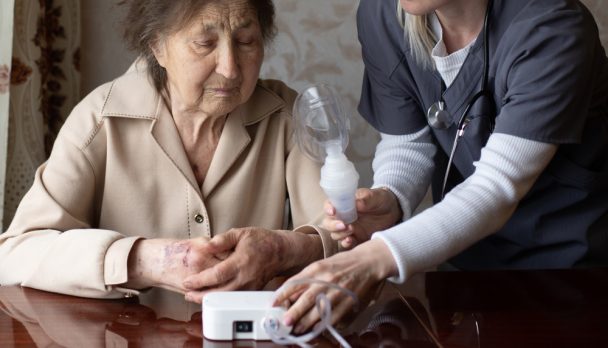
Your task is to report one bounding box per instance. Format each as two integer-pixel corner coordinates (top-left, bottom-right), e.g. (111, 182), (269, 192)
(373, 133), (557, 283)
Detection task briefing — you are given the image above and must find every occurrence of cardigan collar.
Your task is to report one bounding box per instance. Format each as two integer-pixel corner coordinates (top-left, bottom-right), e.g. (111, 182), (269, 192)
(99, 60), (286, 198)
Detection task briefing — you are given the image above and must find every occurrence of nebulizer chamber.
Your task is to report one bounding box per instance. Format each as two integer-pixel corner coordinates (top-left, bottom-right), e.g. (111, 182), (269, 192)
(293, 84), (359, 224)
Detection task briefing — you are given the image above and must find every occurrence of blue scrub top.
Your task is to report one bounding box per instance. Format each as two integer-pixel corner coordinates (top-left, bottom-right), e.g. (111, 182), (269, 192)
(357, 0), (608, 269)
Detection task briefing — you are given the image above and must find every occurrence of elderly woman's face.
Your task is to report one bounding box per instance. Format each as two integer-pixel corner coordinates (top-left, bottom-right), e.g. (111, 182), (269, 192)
(154, 0), (264, 117)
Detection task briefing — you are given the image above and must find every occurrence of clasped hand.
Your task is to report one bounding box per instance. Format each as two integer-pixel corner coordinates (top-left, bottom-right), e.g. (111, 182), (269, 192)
(180, 227), (285, 303)
(181, 227), (322, 303)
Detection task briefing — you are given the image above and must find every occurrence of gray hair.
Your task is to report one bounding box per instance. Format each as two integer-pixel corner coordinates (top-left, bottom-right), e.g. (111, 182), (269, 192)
(397, 1), (437, 70)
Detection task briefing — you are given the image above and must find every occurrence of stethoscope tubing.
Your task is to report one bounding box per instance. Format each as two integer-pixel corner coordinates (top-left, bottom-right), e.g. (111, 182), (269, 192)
(435, 0), (494, 199)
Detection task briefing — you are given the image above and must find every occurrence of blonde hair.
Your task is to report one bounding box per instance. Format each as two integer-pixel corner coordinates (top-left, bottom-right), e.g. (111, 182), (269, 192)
(396, 1), (437, 70)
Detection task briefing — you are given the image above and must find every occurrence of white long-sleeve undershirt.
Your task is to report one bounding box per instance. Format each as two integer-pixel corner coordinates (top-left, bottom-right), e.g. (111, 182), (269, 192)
(372, 133), (557, 283)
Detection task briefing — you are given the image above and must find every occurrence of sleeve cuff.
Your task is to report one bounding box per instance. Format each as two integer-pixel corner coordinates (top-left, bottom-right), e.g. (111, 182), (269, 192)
(371, 233), (408, 284)
(294, 224), (340, 258)
(104, 236), (142, 286)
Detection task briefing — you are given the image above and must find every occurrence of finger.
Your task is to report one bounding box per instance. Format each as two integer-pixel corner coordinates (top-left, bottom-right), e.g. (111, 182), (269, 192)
(203, 230), (240, 254)
(330, 230), (352, 241)
(356, 188), (391, 212)
(272, 279), (310, 306)
(355, 187), (372, 200)
(322, 218), (347, 232)
(183, 259), (238, 289)
(283, 286), (322, 328)
(293, 285), (346, 334)
(329, 295), (358, 327)
(323, 201), (336, 216)
(287, 287), (307, 303)
(340, 236), (357, 249)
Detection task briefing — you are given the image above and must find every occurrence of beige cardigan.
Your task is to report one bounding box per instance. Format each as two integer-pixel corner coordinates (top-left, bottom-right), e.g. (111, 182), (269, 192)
(0, 66), (337, 298)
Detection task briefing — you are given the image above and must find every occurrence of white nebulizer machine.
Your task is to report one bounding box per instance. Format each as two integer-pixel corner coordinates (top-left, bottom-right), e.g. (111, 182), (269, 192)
(293, 84), (359, 224)
(202, 281), (357, 348)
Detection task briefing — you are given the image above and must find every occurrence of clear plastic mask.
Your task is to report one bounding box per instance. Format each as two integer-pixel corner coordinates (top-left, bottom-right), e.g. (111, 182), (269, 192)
(293, 84), (350, 163)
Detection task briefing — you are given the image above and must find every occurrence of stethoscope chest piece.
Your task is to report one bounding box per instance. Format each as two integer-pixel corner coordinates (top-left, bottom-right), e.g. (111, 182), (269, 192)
(427, 100), (451, 129)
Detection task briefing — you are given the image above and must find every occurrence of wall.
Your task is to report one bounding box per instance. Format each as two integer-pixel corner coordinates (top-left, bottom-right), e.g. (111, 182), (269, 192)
(582, 0), (608, 46)
(80, 0), (136, 96)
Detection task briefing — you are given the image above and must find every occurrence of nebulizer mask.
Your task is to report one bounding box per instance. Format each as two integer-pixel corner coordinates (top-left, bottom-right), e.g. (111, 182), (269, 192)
(293, 84), (359, 224)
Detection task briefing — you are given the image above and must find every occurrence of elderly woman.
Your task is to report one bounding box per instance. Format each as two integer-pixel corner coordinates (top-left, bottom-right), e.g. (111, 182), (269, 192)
(0, 0), (336, 300)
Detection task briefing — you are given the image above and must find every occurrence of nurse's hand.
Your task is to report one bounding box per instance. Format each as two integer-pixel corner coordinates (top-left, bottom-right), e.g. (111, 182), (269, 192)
(323, 188), (402, 249)
(125, 237), (228, 294)
(274, 239), (397, 334)
(181, 227), (324, 303)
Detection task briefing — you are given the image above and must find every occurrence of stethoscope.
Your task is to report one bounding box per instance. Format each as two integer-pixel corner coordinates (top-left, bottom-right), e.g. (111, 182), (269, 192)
(426, 0), (495, 199)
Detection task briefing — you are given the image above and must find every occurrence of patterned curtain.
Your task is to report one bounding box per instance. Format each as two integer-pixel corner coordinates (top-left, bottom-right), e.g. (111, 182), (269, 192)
(0, 1), (16, 231)
(3, 0), (80, 229)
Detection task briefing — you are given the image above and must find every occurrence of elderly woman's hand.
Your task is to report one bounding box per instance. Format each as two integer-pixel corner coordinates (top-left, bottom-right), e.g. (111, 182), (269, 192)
(126, 237), (229, 294)
(181, 228), (324, 303)
(273, 239), (398, 334)
(323, 188), (402, 249)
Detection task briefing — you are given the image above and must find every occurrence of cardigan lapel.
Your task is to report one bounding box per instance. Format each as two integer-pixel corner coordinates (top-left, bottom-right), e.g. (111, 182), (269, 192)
(101, 65), (201, 196)
(201, 108), (250, 198)
(202, 83), (285, 197)
(150, 102), (201, 196)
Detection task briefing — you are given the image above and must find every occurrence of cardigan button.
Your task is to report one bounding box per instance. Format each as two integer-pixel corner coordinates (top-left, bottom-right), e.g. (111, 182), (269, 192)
(194, 214), (205, 224)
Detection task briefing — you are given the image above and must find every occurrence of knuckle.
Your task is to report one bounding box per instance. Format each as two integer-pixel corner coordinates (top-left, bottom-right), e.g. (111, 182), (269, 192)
(300, 310), (320, 329)
(288, 304), (305, 321)
(308, 262), (324, 274)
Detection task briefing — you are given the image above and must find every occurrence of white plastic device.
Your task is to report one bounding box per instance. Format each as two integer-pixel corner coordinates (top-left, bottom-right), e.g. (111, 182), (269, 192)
(202, 291), (292, 341)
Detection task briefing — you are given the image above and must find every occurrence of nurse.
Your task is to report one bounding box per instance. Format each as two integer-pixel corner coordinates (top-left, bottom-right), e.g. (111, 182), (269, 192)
(276, 0), (608, 333)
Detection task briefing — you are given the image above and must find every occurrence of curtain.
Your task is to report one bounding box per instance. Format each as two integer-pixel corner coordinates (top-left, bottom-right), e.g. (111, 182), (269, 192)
(0, 1), (16, 231)
(3, 0), (80, 229)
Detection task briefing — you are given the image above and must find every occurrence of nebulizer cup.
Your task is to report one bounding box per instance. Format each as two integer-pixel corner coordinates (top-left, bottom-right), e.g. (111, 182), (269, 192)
(293, 84), (359, 224)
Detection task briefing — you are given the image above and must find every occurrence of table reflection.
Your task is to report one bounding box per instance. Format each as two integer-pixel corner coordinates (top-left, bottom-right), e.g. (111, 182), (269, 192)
(405, 268), (608, 348)
(0, 286), (201, 347)
(0, 283), (435, 347)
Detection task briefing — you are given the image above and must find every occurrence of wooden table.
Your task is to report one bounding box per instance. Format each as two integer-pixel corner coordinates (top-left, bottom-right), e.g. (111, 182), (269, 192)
(0, 281), (434, 347)
(1, 268), (607, 347)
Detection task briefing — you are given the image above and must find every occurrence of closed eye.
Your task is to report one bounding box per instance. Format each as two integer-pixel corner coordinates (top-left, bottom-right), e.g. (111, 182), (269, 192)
(194, 41), (214, 48)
